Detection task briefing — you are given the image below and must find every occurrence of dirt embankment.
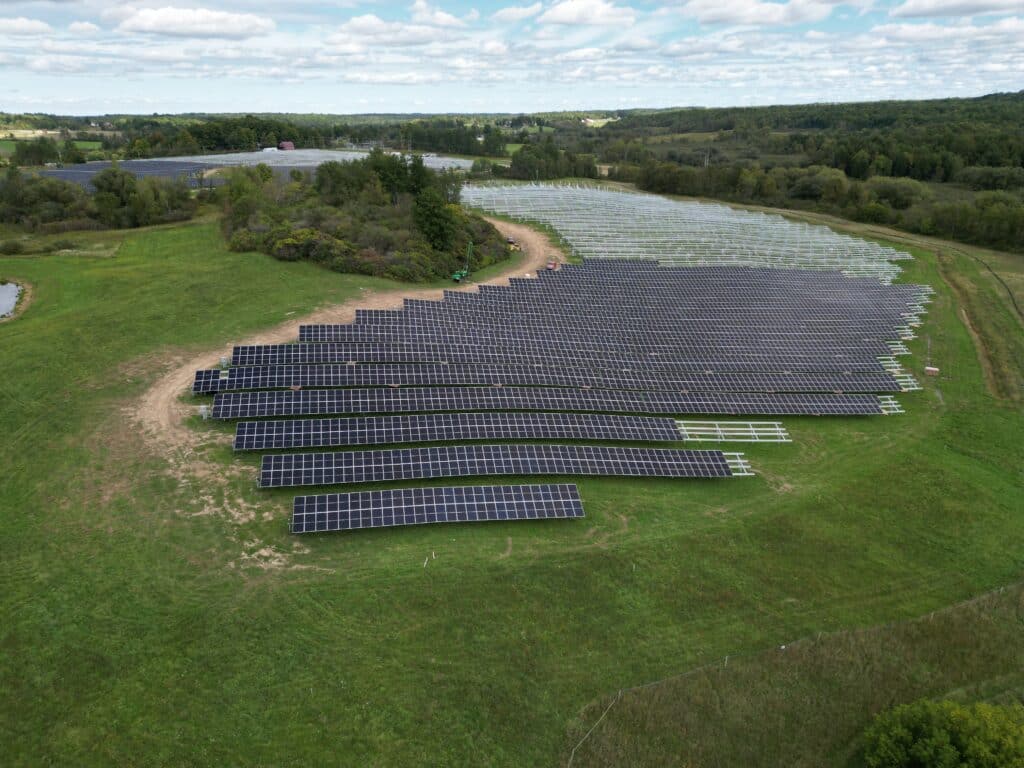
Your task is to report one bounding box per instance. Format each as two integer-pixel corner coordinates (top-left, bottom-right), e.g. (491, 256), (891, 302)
(131, 217), (562, 457)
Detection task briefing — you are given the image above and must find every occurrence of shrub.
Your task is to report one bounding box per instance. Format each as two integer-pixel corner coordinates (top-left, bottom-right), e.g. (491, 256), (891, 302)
(855, 202), (892, 224)
(0, 240), (25, 255)
(866, 176), (931, 210)
(861, 699), (1024, 768)
(228, 229), (264, 252)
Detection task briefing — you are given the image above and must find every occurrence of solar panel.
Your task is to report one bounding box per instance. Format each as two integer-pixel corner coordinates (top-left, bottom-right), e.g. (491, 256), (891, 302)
(232, 340), (896, 367)
(233, 411), (682, 450)
(463, 186), (913, 281)
(242, 340), (893, 370)
(258, 444), (733, 487)
(290, 483), (585, 533)
(204, 363), (900, 394)
(213, 387), (887, 419)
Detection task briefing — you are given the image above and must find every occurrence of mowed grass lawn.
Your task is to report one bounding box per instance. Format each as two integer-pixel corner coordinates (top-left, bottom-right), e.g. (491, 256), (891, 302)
(1, 219), (1022, 766)
(0, 139), (103, 156)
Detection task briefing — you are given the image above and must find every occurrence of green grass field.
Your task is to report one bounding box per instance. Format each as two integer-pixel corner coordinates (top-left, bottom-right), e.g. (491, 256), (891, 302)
(1, 214), (1022, 766)
(0, 138), (102, 156)
(569, 582), (1024, 766)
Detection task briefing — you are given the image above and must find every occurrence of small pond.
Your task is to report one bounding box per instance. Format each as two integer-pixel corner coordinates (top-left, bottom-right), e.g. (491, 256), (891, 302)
(0, 282), (21, 317)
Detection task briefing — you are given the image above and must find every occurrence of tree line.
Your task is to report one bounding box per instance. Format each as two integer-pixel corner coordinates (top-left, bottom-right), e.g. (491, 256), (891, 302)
(470, 137), (599, 181)
(622, 161), (1024, 251)
(6, 116), (512, 163)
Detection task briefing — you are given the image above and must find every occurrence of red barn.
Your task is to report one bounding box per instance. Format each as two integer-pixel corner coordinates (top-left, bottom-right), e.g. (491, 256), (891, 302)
(278, 141), (295, 151)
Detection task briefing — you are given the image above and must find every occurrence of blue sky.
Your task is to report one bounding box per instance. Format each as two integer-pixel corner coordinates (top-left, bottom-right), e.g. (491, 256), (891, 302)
(0, 0), (1020, 114)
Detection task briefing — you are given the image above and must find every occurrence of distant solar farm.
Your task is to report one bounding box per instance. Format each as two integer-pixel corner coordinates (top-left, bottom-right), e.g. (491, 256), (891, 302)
(39, 148), (473, 189)
(191, 186), (931, 535)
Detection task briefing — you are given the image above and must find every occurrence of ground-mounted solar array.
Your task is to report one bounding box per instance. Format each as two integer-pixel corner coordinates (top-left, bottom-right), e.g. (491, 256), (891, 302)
(39, 160), (212, 190)
(152, 148), (474, 171)
(462, 184), (913, 282)
(259, 444), (735, 488)
(234, 412), (684, 450)
(291, 483), (585, 533)
(190, 211), (929, 534)
(38, 150), (472, 190)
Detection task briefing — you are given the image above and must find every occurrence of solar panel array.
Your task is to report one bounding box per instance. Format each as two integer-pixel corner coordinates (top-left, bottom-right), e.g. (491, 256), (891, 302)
(39, 151), (473, 191)
(196, 364), (902, 395)
(39, 160), (212, 190)
(234, 412), (682, 450)
(463, 184), (912, 282)
(188, 202), (932, 533)
(291, 483), (584, 533)
(213, 387), (886, 419)
(259, 444), (733, 487)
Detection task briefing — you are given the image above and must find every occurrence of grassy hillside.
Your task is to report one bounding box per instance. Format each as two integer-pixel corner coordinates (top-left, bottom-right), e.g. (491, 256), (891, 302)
(567, 582), (1024, 767)
(1, 213), (1022, 766)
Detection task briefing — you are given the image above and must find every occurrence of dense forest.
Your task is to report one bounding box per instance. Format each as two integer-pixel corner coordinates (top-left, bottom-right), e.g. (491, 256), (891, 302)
(222, 150), (509, 282)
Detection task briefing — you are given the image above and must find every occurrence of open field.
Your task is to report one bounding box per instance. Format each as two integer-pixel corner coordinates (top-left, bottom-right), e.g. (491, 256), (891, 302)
(1, 205), (1022, 766)
(568, 581), (1024, 767)
(0, 139), (103, 156)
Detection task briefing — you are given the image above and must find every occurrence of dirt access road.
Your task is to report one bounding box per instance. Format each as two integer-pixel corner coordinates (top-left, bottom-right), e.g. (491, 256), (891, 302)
(133, 218), (562, 458)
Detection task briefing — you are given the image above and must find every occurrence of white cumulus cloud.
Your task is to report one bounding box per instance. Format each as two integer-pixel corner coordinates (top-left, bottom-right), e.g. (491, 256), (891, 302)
(0, 16), (53, 35)
(538, 0), (637, 26)
(410, 0), (465, 28)
(117, 7), (275, 39)
(331, 14), (452, 46)
(679, 0), (834, 25)
(491, 2), (543, 22)
(890, 0), (1022, 16)
(69, 21), (101, 35)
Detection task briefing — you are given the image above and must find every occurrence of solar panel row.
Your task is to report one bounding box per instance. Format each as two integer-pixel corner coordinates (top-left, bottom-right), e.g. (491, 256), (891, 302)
(231, 341), (894, 368)
(196, 364), (901, 395)
(213, 387), (885, 420)
(291, 483), (585, 533)
(259, 444), (733, 487)
(234, 411), (682, 450)
(265, 341), (893, 372)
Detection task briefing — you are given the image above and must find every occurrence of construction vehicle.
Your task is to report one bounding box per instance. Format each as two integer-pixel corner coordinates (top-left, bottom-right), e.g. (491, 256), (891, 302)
(506, 236), (521, 252)
(452, 242), (472, 283)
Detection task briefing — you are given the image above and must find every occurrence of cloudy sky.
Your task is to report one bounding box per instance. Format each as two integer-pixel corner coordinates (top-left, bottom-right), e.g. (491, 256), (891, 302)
(0, 0), (1021, 114)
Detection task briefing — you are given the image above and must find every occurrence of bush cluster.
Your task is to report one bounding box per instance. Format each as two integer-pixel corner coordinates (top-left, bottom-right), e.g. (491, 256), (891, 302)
(0, 165), (196, 232)
(861, 699), (1024, 767)
(221, 150), (508, 282)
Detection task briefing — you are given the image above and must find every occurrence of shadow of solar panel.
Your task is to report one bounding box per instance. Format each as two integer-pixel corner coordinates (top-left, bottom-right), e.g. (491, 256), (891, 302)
(259, 444), (733, 488)
(233, 412), (682, 450)
(290, 483), (585, 533)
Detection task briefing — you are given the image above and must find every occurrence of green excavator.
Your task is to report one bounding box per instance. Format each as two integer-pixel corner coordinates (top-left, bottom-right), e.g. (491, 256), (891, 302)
(452, 242), (472, 283)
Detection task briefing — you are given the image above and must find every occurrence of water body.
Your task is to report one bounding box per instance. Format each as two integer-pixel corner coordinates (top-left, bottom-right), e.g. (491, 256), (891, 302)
(0, 282), (21, 317)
